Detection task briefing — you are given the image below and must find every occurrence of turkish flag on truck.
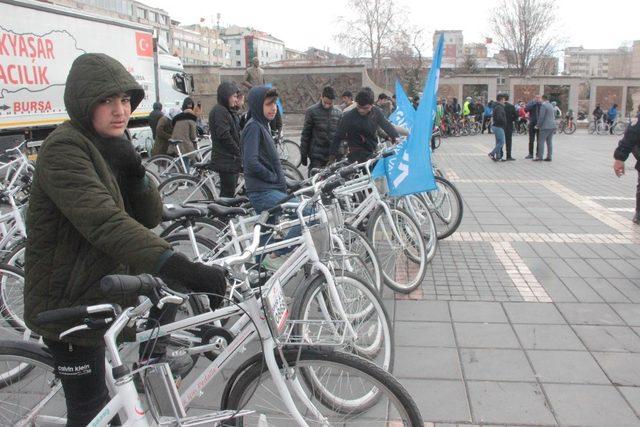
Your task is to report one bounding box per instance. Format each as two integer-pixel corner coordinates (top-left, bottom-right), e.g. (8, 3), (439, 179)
(136, 32), (153, 57)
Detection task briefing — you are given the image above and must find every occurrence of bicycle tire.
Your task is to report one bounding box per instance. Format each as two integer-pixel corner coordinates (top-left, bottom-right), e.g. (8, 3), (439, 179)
(366, 206), (427, 293)
(424, 175), (464, 240)
(564, 120), (577, 135)
(587, 121), (596, 134)
(0, 340), (68, 424)
(282, 139), (302, 167)
(398, 194), (437, 264)
(291, 271), (393, 370)
(222, 348), (423, 426)
(0, 264), (29, 334)
(145, 154), (184, 181)
(281, 159), (304, 181)
(157, 174), (215, 205)
(596, 122), (609, 136)
(163, 233), (217, 263)
(2, 239), (25, 270)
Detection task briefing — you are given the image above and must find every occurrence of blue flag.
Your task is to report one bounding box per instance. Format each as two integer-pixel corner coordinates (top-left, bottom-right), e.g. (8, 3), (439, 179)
(388, 80), (415, 132)
(375, 35), (443, 196)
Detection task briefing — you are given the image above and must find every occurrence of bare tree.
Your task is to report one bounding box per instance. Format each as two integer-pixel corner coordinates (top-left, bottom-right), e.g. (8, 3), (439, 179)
(387, 28), (426, 98)
(335, 0), (401, 70)
(489, 0), (560, 75)
(458, 54), (479, 74)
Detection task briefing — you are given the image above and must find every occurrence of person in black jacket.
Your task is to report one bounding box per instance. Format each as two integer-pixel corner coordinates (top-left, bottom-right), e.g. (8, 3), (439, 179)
(525, 95), (542, 159)
(147, 102), (164, 140)
(502, 94), (518, 161)
(300, 86), (342, 176)
(209, 81), (242, 197)
(330, 87), (399, 163)
(613, 121), (640, 224)
(489, 94), (507, 161)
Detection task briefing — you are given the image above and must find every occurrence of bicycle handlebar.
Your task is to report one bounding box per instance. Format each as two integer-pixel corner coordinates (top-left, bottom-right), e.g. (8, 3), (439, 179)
(100, 274), (162, 296)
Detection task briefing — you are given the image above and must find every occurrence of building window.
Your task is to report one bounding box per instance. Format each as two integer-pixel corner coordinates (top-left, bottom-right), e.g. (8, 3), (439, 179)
(235, 50), (241, 56)
(148, 11), (156, 22)
(136, 7), (146, 20)
(236, 61), (241, 66)
(159, 14), (167, 25)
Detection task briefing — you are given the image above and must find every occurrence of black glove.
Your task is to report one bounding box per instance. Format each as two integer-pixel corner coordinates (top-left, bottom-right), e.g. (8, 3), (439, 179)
(108, 138), (146, 180)
(157, 252), (228, 309)
(300, 156), (308, 166)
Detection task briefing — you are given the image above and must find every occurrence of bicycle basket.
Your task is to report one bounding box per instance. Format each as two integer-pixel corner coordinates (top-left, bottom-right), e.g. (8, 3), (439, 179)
(276, 319), (348, 347)
(309, 222), (331, 259)
(374, 176), (388, 196)
(326, 202), (344, 229)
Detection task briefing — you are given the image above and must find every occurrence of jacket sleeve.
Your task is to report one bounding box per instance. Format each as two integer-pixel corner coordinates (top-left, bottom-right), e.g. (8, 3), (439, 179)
(37, 139), (171, 273)
(614, 122), (640, 161)
(537, 105), (547, 125)
(212, 109), (241, 157)
(125, 177), (164, 229)
(242, 125), (277, 183)
(300, 109), (314, 159)
(377, 110), (400, 139)
(330, 116), (347, 156)
(156, 117), (172, 140)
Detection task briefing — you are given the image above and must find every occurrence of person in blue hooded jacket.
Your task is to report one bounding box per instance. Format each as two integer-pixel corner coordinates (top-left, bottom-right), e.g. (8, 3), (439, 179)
(242, 85), (289, 269)
(607, 104), (619, 134)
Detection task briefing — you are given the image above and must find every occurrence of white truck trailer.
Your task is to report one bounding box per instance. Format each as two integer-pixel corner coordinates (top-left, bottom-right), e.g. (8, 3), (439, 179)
(0, 0), (192, 152)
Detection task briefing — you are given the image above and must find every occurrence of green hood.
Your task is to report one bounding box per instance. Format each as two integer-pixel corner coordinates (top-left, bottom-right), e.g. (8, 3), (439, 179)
(64, 53), (145, 132)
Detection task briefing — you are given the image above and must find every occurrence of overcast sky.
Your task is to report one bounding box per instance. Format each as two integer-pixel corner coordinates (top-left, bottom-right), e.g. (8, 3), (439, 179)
(146, 0), (637, 56)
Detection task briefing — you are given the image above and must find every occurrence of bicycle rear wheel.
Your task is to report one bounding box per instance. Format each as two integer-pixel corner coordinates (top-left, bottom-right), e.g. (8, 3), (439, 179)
(0, 264), (29, 335)
(281, 159), (304, 181)
(282, 139), (302, 167)
(334, 225), (382, 293)
(157, 174), (215, 205)
(423, 176), (464, 240)
(145, 154), (184, 182)
(564, 120), (576, 134)
(222, 348), (422, 426)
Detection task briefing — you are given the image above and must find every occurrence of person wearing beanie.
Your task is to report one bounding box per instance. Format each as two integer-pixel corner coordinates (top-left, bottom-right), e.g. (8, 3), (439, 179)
(24, 53), (227, 426)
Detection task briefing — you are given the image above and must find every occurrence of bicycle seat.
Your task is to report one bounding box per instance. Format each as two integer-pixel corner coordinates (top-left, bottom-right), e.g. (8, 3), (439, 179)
(168, 139), (183, 145)
(214, 195), (249, 206)
(162, 205), (205, 221)
(207, 203), (247, 218)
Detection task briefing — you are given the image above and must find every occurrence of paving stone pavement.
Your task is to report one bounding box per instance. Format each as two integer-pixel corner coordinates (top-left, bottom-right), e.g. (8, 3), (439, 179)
(392, 130), (640, 426)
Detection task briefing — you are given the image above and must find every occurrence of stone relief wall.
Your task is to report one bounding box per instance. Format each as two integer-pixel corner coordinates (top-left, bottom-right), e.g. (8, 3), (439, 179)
(626, 87), (640, 116)
(437, 84), (459, 101)
(595, 86), (623, 109)
(543, 85), (570, 113)
(462, 84), (489, 102)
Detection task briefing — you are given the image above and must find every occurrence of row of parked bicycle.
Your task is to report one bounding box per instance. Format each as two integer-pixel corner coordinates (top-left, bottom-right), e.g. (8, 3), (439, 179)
(0, 137), (463, 425)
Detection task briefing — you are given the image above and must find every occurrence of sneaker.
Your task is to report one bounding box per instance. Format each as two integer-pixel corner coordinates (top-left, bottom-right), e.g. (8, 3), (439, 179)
(525, 155), (533, 159)
(543, 158), (552, 162)
(506, 157), (516, 161)
(133, 351), (194, 392)
(261, 254), (286, 271)
(633, 213), (640, 225)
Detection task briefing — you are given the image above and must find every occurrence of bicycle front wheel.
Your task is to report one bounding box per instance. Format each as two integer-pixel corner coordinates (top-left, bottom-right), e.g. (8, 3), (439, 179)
(222, 348), (423, 426)
(145, 154), (184, 181)
(565, 120), (577, 135)
(334, 225), (382, 293)
(0, 264), (29, 335)
(0, 340), (68, 424)
(613, 122), (627, 136)
(367, 207), (427, 293)
(282, 139), (302, 167)
(292, 271), (393, 372)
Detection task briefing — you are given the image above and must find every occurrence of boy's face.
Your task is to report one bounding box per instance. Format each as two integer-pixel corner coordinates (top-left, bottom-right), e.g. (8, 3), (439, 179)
(92, 92), (131, 138)
(263, 98), (277, 121)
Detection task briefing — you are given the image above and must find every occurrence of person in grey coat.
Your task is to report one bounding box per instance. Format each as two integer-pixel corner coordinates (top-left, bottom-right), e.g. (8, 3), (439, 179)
(534, 95), (556, 161)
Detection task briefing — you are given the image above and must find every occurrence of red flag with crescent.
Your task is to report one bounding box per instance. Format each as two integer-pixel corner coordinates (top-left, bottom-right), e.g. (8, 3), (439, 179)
(136, 32), (153, 57)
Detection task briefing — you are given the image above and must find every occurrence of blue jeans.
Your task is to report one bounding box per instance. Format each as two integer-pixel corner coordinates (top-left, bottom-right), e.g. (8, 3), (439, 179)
(490, 126), (505, 158)
(248, 190), (301, 256)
